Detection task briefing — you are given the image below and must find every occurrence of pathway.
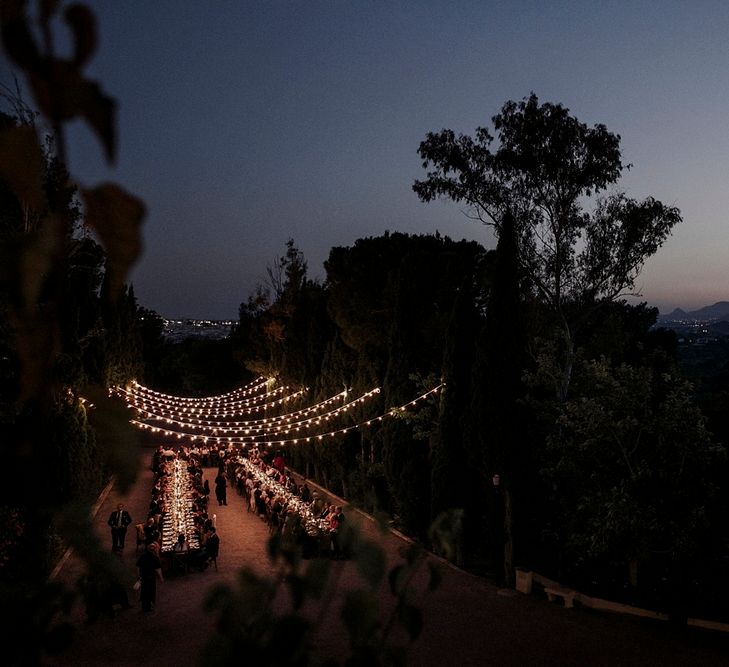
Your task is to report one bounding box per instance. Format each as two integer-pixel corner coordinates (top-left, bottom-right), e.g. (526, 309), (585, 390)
(49, 445), (729, 666)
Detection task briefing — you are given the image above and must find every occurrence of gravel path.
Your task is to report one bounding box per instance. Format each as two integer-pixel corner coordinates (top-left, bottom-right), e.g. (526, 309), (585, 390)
(49, 445), (729, 666)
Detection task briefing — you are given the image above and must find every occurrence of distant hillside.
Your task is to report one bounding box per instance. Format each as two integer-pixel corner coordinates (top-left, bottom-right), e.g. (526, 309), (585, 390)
(660, 301), (729, 321)
(710, 320), (729, 336)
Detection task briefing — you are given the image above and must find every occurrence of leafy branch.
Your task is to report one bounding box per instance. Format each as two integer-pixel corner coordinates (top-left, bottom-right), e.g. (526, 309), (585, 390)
(1, 0), (145, 400)
(203, 514), (444, 666)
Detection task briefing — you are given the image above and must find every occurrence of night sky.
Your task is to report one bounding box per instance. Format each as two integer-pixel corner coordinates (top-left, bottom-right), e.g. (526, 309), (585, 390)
(3, 1), (728, 319)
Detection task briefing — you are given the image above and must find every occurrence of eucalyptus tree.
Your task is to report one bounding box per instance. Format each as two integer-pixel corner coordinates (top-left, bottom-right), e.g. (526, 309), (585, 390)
(414, 93), (681, 399)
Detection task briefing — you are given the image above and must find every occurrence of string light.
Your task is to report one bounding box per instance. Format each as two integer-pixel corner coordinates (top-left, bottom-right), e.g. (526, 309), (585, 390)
(118, 381), (296, 413)
(126, 388), (381, 438)
(113, 386), (315, 424)
(123, 383), (444, 447)
(128, 375), (269, 403)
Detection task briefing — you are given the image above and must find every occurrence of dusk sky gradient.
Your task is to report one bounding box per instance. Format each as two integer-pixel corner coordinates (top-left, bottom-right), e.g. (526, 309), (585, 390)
(4, 1), (728, 319)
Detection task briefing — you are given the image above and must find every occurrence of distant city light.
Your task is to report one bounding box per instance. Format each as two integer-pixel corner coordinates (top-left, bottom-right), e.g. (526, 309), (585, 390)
(162, 319), (236, 342)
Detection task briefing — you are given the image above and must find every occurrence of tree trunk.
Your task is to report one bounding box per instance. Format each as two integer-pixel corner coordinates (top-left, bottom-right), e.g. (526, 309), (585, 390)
(628, 558), (638, 587)
(556, 318), (575, 402)
(503, 487), (514, 587)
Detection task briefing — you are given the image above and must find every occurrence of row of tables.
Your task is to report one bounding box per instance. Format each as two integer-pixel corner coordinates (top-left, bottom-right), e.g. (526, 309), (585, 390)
(159, 458), (202, 553)
(235, 456), (332, 539)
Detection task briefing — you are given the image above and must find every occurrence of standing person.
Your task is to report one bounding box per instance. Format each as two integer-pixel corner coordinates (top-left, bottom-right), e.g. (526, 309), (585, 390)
(329, 506), (345, 559)
(143, 516), (160, 546)
(201, 526), (220, 569)
(272, 450), (285, 475)
(107, 503), (132, 552)
(136, 543), (163, 613)
(215, 470), (227, 506)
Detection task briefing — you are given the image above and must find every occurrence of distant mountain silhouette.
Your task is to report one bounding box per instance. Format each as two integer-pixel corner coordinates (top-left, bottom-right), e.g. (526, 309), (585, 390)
(661, 301), (729, 321)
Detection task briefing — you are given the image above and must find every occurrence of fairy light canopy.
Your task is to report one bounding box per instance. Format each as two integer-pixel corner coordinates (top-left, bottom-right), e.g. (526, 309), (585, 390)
(114, 376), (444, 448)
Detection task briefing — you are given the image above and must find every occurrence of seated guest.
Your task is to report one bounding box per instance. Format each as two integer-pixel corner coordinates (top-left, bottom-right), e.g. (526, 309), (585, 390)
(192, 527), (219, 570)
(171, 533), (189, 575)
(300, 483), (312, 503)
(173, 533), (188, 553)
(285, 471), (298, 494)
(270, 497), (283, 532)
(328, 507), (341, 532)
(143, 517), (160, 546)
(311, 493), (325, 516)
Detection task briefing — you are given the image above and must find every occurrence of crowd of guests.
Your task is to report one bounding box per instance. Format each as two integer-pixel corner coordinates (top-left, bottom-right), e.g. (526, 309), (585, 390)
(162, 441), (348, 558)
(95, 442), (345, 619)
(224, 445), (347, 559)
(148, 442), (347, 565)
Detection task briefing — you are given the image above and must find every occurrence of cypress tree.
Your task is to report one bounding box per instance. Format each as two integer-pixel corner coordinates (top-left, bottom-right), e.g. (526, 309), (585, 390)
(477, 211), (529, 584)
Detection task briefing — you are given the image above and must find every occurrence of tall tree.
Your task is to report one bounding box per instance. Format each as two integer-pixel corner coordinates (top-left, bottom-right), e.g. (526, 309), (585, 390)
(431, 274), (482, 565)
(232, 242), (334, 402)
(414, 93), (681, 399)
(477, 212), (529, 584)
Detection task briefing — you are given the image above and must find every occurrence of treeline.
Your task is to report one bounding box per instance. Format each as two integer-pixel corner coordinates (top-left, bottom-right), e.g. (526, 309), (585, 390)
(229, 97), (729, 622)
(0, 108), (162, 581)
(0, 2), (166, 657)
(231, 233), (727, 614)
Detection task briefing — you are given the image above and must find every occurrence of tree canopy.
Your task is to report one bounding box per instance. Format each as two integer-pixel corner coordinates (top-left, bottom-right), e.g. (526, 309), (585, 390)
(414, 94), (681, 400)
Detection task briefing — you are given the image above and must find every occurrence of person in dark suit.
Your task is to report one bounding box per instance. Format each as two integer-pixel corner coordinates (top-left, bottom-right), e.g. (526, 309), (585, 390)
(136, 543), (163, 612)
(107, 503), (132, 552)
(203, 526), (220, 567)
(214, 472), (227, 506)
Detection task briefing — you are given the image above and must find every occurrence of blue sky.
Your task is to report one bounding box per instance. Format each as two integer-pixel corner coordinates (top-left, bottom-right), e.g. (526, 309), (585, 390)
(3, 1), (728, 318)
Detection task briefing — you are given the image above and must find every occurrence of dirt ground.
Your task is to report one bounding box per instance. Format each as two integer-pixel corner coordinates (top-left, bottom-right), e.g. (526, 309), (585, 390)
(48, 446), (729, 666)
